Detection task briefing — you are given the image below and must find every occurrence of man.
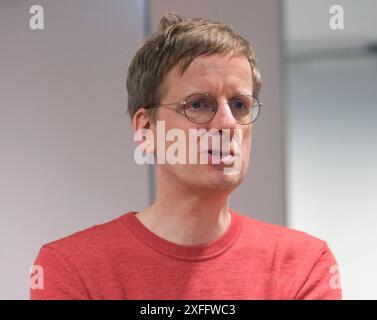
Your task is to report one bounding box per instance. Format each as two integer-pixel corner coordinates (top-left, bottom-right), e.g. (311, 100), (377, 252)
(30, 12), (342, 300)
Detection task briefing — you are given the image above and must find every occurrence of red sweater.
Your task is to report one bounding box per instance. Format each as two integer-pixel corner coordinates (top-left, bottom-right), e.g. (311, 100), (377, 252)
(30, 209), (342, 299)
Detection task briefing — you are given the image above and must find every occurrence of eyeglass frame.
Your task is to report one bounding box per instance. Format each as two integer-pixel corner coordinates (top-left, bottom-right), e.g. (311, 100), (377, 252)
(144, 92), (263, 125)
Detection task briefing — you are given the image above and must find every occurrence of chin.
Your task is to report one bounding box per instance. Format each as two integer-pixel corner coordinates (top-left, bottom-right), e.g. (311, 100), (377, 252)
(198, 166), (245, 192)
(163, 163), (246, 193)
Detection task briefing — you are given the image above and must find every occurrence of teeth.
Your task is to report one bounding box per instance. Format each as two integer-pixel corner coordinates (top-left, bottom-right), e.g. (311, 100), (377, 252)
(209, 150), (232, 158)
(210, 150), (221, 156)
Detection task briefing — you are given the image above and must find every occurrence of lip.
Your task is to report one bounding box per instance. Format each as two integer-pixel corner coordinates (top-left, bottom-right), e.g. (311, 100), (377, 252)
(206, 149), (236, 165)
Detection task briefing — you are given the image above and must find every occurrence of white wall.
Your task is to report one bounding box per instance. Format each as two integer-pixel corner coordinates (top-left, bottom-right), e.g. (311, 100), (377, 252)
(284, 0), (377, 299)
(0, 0), (148, 299)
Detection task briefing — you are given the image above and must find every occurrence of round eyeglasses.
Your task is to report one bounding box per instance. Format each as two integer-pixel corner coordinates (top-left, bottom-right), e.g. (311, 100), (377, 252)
(145, 93), (263, 125)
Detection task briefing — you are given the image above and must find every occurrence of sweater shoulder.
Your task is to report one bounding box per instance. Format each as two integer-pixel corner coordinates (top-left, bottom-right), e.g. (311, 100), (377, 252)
(236, 213), (340, 299)
(239, 213), (328, 252)
(41, 212), (131, 253)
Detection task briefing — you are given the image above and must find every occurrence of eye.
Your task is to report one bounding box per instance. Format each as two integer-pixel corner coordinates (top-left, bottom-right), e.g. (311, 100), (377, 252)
(189, 99), (206, 110)
(185, 95), (214, 112)
(230, 98), (248, 110)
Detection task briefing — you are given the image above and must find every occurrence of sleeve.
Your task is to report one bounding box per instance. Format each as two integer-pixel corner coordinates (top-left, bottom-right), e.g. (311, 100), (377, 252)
(294, 243), (342, 300)
(29, 245), (90, 300)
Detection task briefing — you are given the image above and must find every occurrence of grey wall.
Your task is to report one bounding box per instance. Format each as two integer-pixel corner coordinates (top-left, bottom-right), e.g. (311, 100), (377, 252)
(149, 0), (286, 226)
(0, 0), (285, 299)
(0, 0), (148, 299)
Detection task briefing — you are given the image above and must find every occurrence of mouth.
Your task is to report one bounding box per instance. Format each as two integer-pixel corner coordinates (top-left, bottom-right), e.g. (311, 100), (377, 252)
(207, 149), (235, 164)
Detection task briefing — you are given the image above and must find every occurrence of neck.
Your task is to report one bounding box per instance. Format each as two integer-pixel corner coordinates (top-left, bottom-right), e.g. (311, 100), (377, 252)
(135, 176), (232, 246)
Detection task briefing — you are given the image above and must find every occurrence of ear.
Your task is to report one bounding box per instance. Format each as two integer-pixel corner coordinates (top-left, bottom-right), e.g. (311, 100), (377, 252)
(132, 107), (155, 154)
(133, 107), (152, 132)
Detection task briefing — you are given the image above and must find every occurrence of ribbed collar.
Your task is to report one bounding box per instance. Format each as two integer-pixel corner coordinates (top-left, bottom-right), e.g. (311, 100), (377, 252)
(119, 209), (243, 261)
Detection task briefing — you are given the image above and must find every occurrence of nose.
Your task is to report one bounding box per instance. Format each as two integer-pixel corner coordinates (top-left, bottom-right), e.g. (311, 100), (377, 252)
(207, 99), (237, 131)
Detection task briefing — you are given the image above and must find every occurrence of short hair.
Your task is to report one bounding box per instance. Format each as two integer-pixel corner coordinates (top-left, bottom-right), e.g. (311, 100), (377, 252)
(126, 12), (262, 120)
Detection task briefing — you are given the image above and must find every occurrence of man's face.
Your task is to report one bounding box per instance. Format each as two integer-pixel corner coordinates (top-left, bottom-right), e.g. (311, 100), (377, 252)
(151, 53), (253, 194)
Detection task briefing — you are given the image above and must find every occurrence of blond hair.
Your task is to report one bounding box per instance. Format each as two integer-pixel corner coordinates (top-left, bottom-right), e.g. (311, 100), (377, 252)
(126, 12), (261, 120)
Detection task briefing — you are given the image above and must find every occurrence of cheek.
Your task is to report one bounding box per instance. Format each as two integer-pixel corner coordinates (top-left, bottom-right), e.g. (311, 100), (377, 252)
(242, 130), (252, 160)
(246, 132), (252, 150)
(241, 127), (251, 145)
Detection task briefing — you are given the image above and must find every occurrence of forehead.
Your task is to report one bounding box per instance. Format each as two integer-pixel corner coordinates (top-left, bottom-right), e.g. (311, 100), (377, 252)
(184, 54), (250, 76)
(162, 53), (253, 99)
